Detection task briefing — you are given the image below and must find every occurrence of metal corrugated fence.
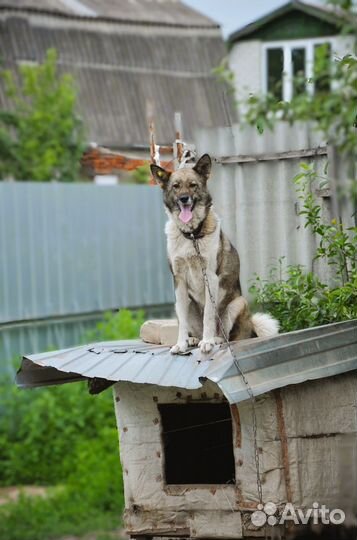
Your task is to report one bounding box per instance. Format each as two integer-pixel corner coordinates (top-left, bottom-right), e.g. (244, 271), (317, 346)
(0, 182), (174, 372)
(196, 121), (335, 295)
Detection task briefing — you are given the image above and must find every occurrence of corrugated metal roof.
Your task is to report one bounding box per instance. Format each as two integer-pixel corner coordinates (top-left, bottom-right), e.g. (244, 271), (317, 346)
(16, 320), (357, 403)
(0, 9), (232, 147)
(0, 0), (218, 27)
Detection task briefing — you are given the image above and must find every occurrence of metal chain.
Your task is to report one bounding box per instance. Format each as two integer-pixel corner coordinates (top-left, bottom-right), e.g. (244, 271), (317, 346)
(191, 235), (263, 505)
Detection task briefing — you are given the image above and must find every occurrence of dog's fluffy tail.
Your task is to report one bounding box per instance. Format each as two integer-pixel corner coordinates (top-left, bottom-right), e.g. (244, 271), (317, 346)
(251, 312), (280, 338)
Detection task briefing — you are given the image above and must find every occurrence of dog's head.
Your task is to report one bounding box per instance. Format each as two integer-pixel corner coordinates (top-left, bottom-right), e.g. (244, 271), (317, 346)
(150, 154), (212, 230)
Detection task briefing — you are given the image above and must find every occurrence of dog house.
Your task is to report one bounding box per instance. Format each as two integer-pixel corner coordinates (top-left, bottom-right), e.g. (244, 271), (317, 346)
(17, 320), (357, 539)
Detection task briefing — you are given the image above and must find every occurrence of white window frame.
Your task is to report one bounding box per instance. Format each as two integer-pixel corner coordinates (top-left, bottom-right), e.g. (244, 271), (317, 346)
(262, 37), (336, 101)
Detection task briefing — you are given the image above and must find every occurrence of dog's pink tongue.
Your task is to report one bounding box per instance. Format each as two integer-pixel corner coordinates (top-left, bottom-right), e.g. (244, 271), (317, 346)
(179, 206), (193, 224)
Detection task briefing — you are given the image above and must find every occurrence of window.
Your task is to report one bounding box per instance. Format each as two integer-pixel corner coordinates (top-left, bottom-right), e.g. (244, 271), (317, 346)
(267, 48), (284, 100)
(292, 48), (306, 96)
(264, 39), (332, 101)
(159, 402), (235, 485)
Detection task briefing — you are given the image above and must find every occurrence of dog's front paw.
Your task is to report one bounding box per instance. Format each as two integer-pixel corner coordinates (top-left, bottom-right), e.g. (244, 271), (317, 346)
(199, 338), (216, 354)
(199, 336), (224, 353)
(188, 336), (199, 346)
(170, 341), (188, 354)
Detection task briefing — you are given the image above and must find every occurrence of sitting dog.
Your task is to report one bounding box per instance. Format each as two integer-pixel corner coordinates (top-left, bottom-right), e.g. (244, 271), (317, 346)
(150, 154), (279, 354)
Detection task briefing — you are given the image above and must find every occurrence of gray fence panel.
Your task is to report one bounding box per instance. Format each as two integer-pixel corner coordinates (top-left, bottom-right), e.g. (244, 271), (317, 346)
(0, 182), (174, 324)
(0, 182), (174, 372)
(196, 122), (331, 295)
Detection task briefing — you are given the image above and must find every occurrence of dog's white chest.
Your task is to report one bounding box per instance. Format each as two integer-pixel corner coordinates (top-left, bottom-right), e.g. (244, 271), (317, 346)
(166, 220), (220, 304)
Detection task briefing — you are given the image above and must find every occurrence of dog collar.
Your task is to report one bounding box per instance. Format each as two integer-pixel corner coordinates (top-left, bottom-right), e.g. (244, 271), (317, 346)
(181, 220), (205, 240)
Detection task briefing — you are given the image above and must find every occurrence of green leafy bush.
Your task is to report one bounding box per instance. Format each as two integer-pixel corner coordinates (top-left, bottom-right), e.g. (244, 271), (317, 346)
(250, 165), (357, 332)
(0, 308), (144, 539)
(0, 309), (144, 487)
(0, 427), (123, 540)
(85, 308), (145, 341)
(0, 380), (123, 540)
(250, 261), (357, 333)
(0, 381), (116, 486)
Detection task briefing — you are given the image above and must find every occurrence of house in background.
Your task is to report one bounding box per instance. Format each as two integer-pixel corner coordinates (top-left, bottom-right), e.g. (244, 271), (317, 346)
(0, 0), (233, 160)
(228, 0), (354, 105)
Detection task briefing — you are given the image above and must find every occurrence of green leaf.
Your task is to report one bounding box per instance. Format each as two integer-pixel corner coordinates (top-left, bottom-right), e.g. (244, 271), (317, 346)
(256, 117), (265, 134)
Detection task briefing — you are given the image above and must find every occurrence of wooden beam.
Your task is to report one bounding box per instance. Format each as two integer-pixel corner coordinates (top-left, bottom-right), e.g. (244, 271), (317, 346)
(174, 112), (184, 167)
(215, 146), (327, 165)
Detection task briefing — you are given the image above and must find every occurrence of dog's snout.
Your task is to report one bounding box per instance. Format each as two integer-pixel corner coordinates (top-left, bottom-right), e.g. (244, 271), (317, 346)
(179, 195), (190, 204)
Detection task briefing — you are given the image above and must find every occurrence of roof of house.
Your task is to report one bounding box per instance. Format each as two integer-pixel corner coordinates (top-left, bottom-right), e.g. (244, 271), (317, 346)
(0, 0), (218, 27)
(228, 0), (348, 43)
(0, 1), (232, 148)
(16, 319), (357, 404)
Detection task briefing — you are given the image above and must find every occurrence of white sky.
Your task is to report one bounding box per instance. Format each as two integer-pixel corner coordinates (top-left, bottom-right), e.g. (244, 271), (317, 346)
(183, 0), (325, 38)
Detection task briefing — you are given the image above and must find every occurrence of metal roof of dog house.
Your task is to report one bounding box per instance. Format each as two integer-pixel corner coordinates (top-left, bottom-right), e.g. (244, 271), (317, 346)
(16, 320), (357, 403)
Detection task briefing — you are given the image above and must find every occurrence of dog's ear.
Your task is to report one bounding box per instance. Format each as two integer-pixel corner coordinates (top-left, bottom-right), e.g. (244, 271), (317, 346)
(150, 164), (171, 188)
(193, 154), (211, 181)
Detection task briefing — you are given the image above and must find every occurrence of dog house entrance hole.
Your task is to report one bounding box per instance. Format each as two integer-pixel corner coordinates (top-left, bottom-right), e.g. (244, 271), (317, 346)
(158, 402), (235, 485)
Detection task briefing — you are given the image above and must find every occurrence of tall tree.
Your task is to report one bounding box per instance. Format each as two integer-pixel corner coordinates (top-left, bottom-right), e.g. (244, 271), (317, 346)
(0, 49), (85, 181)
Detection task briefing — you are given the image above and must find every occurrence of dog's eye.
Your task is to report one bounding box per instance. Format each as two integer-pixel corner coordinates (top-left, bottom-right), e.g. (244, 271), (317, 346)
(190, 183), (197, 188)
(173, 183), (179, 189)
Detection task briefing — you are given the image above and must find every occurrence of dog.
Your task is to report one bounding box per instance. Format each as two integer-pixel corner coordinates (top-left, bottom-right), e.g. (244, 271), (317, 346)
(150, 154), (279, 354)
